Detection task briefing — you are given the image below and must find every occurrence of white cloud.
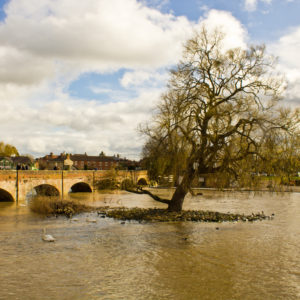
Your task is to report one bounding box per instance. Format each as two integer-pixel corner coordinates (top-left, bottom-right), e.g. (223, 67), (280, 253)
(0, 46), (55, 85)
(245, 0), (257, 11)
(199, 5), (209, 12)
(0, 2), (248, 89)
(89, 86), (134, 102)
(0, 0), (196, 157)
(270, 26), (300, 107)
(0, 1), (251, 158)
(120, 69), (168, 88)
(0, 89), (161, 158)
(244, 0), (272, 12)
(0, 0), (193, 85)
(199, 10), (248, 50)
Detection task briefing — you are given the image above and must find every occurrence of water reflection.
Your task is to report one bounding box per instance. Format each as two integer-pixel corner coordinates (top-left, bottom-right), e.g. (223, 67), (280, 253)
(0, 201), (14, 214)
(0, 190), (299, 299)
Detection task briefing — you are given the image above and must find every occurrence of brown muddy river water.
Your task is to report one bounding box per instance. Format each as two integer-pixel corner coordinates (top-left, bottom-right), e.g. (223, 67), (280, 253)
(0, 190), (299, 300)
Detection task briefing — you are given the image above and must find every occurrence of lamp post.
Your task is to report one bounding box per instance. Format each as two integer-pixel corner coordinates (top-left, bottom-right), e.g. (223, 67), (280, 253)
(61, 154), (73, 200)
(61, 161), (64, 200)
(16, 167), (19, 205)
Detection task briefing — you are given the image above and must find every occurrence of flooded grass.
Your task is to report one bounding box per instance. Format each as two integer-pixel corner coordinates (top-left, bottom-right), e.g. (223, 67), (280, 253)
(99, 207), (272, 222)
(29, 196), (93, 218)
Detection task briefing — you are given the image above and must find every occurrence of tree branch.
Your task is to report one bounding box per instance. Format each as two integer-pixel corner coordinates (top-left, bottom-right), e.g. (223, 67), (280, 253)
(125, 187), (171, 205)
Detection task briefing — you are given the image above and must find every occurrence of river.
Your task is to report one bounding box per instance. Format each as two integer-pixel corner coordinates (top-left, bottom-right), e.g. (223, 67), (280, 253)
(0, 190), (299, 300)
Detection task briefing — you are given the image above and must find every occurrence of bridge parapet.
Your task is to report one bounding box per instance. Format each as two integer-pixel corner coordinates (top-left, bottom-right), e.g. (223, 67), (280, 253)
(0, 170), (17, 181)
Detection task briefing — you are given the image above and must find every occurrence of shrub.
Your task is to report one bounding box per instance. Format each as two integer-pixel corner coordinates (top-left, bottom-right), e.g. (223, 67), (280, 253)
(29, 196), (91, 217)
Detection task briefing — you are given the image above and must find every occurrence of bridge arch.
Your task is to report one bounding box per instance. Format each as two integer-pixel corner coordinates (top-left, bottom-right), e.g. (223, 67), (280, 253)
(121, 178), (134, 189)
(70, 182), (92, 193)
(33, 184), (60, 197)
(0, 188), (14, 202)
(137, 177), (148, 186)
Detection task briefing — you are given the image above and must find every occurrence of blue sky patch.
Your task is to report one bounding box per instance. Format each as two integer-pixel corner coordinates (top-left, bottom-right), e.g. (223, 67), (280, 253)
(68, 70), (139, 102)
(0, 0), (8, 21)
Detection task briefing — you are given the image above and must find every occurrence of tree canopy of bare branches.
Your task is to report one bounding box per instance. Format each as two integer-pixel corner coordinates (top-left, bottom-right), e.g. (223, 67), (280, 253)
(142, 27), (299, 211)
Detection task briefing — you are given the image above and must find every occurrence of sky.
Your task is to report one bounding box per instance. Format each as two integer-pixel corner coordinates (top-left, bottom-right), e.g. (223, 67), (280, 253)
(0, 0), (299, 159)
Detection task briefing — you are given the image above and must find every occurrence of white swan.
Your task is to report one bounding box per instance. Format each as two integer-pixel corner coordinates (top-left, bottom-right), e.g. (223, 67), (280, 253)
(86, 218), (97, 223)
(42, 228), (56, 242)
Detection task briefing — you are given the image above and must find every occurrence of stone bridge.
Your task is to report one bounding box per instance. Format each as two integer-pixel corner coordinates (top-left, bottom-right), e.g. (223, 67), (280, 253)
(0, 170), (148, 203)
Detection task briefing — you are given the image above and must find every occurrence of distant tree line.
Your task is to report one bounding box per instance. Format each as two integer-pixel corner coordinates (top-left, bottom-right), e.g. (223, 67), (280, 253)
(0, 141), (19, 157)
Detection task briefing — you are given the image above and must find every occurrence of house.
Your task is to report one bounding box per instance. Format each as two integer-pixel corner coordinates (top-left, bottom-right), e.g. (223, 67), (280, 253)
(0, 157), (13, 170)
(11, 156), (35, 170)
(0, 156), (35, 170)
(36, 152), (141, 170)
(37, 152), (68, 170)
(37, 152), (120, 170)
(37, 153), (73, 170)
(70, 154), (118, 170)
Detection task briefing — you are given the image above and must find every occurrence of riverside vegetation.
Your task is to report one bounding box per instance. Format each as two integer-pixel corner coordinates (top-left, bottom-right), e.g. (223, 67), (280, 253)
(30, 196), (93, 218)
(29, 194), (273, 223)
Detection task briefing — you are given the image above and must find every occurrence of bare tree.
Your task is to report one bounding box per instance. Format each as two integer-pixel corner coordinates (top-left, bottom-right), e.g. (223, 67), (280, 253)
(142, 27), (297, 212)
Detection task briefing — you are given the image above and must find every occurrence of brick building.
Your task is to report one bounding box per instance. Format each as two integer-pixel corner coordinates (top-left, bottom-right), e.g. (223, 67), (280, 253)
(71, 154), (118, 170)
(37, 153), (65, 170)
(37, 152), (140, 170)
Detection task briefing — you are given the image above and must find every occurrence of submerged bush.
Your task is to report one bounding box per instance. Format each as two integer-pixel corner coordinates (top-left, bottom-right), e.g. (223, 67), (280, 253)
(121, 179), (135, 190)
(29, 196), (91, 217)
(96, 179), (118, 190)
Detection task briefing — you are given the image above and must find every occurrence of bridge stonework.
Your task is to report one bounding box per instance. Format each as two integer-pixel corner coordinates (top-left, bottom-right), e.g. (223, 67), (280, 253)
(0, 170), (148, 203)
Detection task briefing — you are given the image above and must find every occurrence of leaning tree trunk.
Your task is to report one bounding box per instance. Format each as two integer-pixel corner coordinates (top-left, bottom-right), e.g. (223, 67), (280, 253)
(168, 167), (196, 212)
